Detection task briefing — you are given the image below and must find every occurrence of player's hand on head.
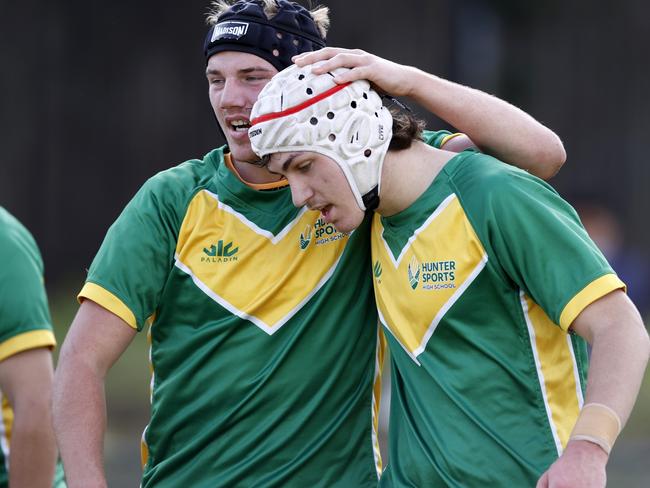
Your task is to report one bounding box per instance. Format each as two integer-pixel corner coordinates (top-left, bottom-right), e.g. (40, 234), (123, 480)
(292, 47), (415, 98)
(292, 46), (365, 69)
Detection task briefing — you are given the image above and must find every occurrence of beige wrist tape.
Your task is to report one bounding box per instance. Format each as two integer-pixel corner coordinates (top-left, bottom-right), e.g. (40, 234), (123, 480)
(569, 403), (622, 454)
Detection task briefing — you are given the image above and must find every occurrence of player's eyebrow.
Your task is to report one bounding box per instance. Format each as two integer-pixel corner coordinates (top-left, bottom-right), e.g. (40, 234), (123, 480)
(205, 66), (275, 76)
(282, 154), (298, 173)
(267, 153), (298, 175)
(239, 66), (275, 74)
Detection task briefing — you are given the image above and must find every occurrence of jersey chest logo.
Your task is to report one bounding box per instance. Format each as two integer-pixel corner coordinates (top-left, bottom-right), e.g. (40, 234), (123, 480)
(174, 190), (349, 334)
(371, 194), (487, 363)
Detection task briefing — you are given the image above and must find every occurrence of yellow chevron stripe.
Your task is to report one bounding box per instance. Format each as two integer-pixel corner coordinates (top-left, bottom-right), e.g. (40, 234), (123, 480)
(371, 195), (486, 359)
(175, 190), (349, 333)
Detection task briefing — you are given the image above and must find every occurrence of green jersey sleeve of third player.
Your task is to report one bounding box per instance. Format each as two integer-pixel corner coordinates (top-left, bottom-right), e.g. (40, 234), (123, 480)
(371, 152), (625, 487)
(0, 208), (66, 488)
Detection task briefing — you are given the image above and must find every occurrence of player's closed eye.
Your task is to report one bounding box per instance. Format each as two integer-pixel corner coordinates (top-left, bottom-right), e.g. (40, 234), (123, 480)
(297, 161), (312, 172)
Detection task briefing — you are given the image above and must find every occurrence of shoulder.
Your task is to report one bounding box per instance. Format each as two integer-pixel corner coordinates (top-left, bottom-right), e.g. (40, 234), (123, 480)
(442, 153), (573, 234)
(142, 148), (223, 199)
(422, 129), (454, 149)
(101, 149), (225, 238)
(0, 209), (50, 340)
(447, 152), (554, 200)
(124, 149), (225, 222)
(0, 208), (41, 269)
(0, 207), (25, 244)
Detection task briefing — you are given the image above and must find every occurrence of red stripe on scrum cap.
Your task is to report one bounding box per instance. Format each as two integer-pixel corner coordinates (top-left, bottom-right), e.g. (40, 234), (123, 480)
(250, 81), (352, 126)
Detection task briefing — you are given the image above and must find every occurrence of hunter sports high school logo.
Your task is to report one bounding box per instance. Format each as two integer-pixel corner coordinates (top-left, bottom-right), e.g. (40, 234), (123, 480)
(407, 257), (457, 291)
(299, 218), (346, 249)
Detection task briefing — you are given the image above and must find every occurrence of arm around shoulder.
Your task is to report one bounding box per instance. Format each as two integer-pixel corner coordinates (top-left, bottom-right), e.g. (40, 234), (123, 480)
(53, 299), (137, 488)
(404, 67), (566, 179)
(293, 47), (566, 179)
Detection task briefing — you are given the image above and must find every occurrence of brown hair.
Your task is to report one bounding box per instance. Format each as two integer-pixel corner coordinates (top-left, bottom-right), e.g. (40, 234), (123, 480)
(388, 107), (425, 151)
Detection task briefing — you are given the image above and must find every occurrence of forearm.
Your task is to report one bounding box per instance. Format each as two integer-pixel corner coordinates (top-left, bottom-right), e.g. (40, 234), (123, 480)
(53, 358), (109, 488)
(405, 67), (566, 179)
(9, 411), (57, 488)
(580, 313), (649, 427)
(537, 292), (648, 486)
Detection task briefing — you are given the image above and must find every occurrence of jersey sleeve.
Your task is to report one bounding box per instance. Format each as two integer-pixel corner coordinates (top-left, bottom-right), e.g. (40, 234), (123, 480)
(79, 170), (193, 331)
(422, 130), (456, 149)
(0, 222), (55, 362)
(475, 162), (625, 330)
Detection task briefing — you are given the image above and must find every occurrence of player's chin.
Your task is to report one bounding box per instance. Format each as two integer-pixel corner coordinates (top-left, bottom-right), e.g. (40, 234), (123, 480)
(335, 213), (364, 234)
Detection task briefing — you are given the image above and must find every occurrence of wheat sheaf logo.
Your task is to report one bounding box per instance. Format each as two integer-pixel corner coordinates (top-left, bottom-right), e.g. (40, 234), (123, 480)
(299, 225), (312, 250)
(373, 260), (382, 279)
(407, 256), (421, 290)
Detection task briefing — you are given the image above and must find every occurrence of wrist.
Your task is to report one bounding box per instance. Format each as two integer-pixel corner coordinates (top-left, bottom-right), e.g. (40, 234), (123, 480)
(566, 438), (610, 460)
(569, 403), (622, 455)
(404, 66), (430, 99)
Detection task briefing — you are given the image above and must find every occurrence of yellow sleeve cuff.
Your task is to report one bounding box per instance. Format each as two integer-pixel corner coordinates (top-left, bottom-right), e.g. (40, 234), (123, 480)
(440, 132), (465, 148)
(0, 330), (56, 362)
(78, 282), (138, 330)
(559, 274), (626, 330)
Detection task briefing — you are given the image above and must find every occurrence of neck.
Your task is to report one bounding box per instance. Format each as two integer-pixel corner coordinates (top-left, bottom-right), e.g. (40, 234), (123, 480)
(231, 156), (285, 185)
(377, 141), (451, 216)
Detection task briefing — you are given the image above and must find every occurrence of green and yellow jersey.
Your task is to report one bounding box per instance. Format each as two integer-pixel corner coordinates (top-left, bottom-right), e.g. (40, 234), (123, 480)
(371, 152), (625, 487)
(80, 148), (385, 487)
(0, 208), (66, 488)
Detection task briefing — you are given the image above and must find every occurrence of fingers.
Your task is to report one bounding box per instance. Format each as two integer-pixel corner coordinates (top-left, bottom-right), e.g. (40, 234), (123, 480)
(293, 47), (368, 70)
(293, 47), (374, 85)
(293, 47), (364, 65)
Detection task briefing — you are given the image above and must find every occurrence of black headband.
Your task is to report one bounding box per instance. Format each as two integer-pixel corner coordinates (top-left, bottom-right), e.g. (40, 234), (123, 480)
(203, 0), (326, 71)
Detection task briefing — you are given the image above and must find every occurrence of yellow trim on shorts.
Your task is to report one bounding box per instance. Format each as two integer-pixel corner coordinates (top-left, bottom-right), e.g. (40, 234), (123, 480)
(78, 282), (138, 329)
(559, 274), (626, 330)
(0, 330), (56, 362)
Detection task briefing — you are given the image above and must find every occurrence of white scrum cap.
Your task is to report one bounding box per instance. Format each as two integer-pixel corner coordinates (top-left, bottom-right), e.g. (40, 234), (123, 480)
(248, 63), (393, 210)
